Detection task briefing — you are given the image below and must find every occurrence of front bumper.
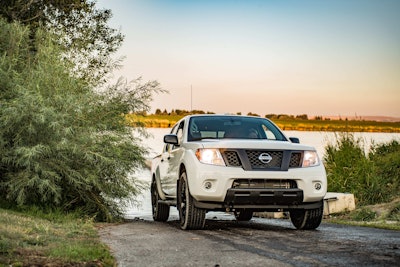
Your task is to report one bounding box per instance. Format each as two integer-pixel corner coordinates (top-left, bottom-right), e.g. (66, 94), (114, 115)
(225, 188), (304, 205)
(193, 197), (323, 211)
(184, 153), (327, 206)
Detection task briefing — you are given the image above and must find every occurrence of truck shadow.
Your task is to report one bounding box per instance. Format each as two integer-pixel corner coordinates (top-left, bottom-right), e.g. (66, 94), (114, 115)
(166, 217), (297, 232)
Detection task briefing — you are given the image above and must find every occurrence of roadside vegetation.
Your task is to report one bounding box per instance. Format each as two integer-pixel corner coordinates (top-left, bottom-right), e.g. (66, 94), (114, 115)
(326, 198), (400, 230)
(0, 207), (115, 266)
(0, 2), (159, 265)
(128, 112), (400, 132)
(324, 134), (399, 205)
(324, 133), (400, 229)
(0, 3), (162, 221)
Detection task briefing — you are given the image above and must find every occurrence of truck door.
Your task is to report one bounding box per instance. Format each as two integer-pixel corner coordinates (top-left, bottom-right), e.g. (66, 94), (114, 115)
(159, 121), (185, 197)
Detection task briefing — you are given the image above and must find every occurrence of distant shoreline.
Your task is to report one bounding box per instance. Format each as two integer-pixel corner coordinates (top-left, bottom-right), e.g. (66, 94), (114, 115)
(127, 114), (400, 133)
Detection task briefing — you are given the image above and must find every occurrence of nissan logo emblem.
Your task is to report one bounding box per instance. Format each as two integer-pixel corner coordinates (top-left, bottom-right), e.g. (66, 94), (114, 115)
(258, 153), (273, 164)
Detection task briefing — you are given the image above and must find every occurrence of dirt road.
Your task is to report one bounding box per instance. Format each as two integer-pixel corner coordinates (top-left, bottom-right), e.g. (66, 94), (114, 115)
(99, 214), (400, 267)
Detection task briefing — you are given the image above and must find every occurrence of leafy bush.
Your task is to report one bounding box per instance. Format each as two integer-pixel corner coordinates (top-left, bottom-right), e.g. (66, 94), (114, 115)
(324, 133), (400, 205)
(350, 208), (377, 221)
(0, 19), (161, 221)
(387, 202), (400, 221)
(369, 140), (400, 199)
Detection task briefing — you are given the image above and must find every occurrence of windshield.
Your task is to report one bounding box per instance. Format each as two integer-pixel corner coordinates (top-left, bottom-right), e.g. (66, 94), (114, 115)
(188, 116), (287, 141)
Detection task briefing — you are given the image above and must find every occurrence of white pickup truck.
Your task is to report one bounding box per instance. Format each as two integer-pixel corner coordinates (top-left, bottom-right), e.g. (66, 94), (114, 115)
(151, 115), (327, 230)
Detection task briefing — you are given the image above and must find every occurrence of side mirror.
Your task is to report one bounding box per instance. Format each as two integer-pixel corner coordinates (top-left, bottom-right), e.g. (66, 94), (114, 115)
(164, 134), (179, 145)
(289, 137), (300, 144)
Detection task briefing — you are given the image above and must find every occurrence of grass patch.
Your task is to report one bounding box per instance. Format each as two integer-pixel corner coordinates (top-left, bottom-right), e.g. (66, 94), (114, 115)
(326, 198), (400, 231)
(350, 208), (377, 221)
(0, 208), (115, 266)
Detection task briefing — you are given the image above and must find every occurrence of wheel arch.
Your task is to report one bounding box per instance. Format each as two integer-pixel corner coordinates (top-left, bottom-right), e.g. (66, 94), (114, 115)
(177, 163), (187, 189)
(152, 169), (167, 200)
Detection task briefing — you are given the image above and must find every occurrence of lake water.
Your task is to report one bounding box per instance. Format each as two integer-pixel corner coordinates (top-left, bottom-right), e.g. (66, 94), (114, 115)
(125, 128), (400, 220)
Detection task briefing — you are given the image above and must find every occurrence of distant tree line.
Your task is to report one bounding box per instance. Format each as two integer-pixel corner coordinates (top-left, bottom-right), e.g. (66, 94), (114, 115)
(154, 109), (215, 116)
(153, 110), (322, 120)
(151, 110), (377, 122)
(265, 114), (309, 120)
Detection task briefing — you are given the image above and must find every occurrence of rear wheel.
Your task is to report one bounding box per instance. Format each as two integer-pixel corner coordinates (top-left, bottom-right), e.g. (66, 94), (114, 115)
(151, 179), (170, 222)
(290, 201), (323, 230)
(177, 170), (206, 230)
(234, 209), (254, 221)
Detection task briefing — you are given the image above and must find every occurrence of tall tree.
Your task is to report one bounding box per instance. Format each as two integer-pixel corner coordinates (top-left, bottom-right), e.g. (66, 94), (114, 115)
(0, 18), (162, 221)
(0, 0), (123, 86)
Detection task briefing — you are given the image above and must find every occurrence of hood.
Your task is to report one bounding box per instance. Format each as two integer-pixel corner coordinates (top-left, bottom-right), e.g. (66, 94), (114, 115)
(185, 139), (316, 151)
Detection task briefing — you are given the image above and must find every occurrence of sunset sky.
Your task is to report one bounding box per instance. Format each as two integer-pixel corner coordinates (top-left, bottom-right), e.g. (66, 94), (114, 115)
(97, 0), (400, 118)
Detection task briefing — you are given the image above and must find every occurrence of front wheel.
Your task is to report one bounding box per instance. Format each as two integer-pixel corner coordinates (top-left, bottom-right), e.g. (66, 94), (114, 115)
(177, 170), (206, 230)
(290, 201), (324, 230)
(151, 179), (170, 222)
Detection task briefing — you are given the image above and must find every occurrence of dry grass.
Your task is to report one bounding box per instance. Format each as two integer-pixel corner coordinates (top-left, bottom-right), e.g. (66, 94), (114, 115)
(0, 208), (115, 266)
(326, 198), (400, 230)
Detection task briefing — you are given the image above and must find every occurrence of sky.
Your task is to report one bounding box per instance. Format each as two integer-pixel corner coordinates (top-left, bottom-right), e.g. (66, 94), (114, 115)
(97, 0), (400, 118)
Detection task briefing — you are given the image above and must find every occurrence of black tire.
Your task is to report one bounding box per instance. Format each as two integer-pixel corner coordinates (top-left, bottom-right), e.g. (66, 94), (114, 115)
(151, 178), (170, 222)
(234, 209), (254, 221)
(290, 201), (324, 230)
(177, 170), (206, 230)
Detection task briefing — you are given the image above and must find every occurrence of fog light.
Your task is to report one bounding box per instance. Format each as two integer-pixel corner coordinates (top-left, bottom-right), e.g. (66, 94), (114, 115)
(204, 181), (212, 190)
(314, 182), (322, 191)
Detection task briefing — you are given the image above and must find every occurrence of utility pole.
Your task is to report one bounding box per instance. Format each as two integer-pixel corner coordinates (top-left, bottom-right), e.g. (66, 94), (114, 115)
(191, 85), (193, 111)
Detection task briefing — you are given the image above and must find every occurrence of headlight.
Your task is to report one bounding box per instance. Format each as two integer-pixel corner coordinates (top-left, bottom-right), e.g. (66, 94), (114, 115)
(302, 151), (320, 167)
(195, 148), (225, 166)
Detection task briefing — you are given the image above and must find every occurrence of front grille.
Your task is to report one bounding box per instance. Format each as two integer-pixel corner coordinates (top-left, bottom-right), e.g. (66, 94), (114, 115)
(232, 179), (297, 189)
(289, 152), (302, 167)
(246, 150), (283, 169)
(223, 151), (241, 167)
(222, 149), (304, 171)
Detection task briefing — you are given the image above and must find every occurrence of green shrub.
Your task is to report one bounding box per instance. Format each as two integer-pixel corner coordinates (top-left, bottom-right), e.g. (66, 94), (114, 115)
(324, 133), (374, 204)
(369, 140), (400, 201)
(350, 208), (377, 221)
(324, 133), (399, 205)
(0, 19), (161, 221)
(387, 202), (400, 221)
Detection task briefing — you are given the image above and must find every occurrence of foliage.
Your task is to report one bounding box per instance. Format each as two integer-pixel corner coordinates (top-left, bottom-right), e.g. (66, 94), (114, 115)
(0, 19), (161, 221)
(0, 0), (82, 25)
(387, 202), (400, 221)
(0, 0), (123, 86)
(369, 140), (400, 194)
(350, 207), (377, 221)
(324, 133), (400, 205)
(327, 198), (400, 230)
(0, 207), (115, 266)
